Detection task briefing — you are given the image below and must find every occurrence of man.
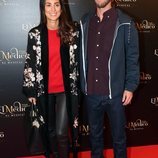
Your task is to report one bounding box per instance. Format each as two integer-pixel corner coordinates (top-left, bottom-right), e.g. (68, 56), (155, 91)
(80, 0), (139, 158)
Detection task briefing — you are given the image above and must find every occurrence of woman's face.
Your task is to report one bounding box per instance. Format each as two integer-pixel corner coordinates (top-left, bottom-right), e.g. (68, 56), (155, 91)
(45, 0), (62, 23)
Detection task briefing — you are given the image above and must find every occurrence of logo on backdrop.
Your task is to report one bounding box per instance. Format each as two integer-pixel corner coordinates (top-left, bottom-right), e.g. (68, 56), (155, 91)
(140, 72), (152, 84)
(79, 124), (90, 136)
(22, 23), (38, 32)
(126, 119), (149, 131)
(0, 0), (6, 5)
(0, 131), (5, 139)
(79, 124), (106, 136)
(0, 101), (29, 118)
(0, 0), (19, 6)
(151, 97), (158, 106)
(154, 49), (158, 57)
(0, 47), (27, 64)
(115, 0), (137, 8)
(136, 20), (156, 33)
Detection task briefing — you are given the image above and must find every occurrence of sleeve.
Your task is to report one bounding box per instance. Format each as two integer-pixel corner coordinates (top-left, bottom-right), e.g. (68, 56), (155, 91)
(69, 25), (81, 148)
(69, 23), (81, 96)
(125, 20), (140, 92)
(74, 23), (81, 97)
(22, 31), (37, 98)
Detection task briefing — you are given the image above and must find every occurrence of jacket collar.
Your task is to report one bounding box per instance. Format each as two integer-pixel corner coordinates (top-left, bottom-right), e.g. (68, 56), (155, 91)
(81, 8), (131, 25)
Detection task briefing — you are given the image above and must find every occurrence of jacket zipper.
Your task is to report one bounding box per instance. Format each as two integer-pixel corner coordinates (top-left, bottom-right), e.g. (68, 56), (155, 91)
(80, 20), (88, 94)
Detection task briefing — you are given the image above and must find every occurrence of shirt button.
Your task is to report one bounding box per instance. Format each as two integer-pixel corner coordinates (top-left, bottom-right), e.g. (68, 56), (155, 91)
(96, 56), (99, 59)
(96, 68), (98, 70)
(97, 20), (100, 23)
(96, 79), (98, 82)
(98, 32), (100, 34)
(97, 44), (99, 47)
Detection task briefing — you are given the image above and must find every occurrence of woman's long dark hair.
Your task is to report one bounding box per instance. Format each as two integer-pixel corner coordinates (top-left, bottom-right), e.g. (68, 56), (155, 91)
(40, 0), (75, 44)
(111, 0), (116, 7)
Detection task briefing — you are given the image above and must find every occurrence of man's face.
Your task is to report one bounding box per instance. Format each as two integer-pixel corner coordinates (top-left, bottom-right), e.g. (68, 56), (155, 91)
(95, 0), (111, 8)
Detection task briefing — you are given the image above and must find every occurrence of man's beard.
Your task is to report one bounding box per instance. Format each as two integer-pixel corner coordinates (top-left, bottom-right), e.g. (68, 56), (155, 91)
(95, 0), (111, 8)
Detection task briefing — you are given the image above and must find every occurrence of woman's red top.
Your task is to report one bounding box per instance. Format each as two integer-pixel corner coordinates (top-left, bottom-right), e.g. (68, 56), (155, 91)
(48, 29), (65, 93)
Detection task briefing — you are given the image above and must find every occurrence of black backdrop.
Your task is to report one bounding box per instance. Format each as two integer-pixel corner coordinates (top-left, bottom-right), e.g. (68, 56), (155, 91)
(0, 0), (158, 157)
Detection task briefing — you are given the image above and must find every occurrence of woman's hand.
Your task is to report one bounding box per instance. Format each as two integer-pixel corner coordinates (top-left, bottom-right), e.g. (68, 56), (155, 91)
(28, 97), (36, 105)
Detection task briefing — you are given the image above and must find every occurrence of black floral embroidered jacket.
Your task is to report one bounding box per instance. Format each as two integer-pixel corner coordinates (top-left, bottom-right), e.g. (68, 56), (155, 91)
(23, 24), (80, 147)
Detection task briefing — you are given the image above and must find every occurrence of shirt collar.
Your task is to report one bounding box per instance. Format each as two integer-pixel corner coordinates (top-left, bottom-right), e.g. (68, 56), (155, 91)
(95, 7), (116, 21)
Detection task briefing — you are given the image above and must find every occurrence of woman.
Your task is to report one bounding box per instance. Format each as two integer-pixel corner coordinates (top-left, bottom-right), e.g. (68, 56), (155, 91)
(23, 0), (80, 157)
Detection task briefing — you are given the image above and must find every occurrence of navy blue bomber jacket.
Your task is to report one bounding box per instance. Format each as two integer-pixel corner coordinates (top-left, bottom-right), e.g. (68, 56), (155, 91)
(80, 8), (140, 99)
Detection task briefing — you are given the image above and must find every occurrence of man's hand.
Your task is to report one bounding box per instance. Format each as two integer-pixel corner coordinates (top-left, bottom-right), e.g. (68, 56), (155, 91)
(122, 90), (133, 106)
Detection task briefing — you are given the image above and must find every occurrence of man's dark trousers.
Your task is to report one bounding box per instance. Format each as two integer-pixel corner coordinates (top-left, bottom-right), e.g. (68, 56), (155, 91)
(85, 94), (127, 158)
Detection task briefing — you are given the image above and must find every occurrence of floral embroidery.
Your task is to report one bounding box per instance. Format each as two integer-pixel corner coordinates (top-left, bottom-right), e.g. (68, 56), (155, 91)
(32, 115), (45, 128)
(25, 53), (30, 60)
(36, 70), (43, 84)
(32, 119), (40, 128)
(23, 29), (44, 97)
(36, 70), (45, 97)
(30, 30), (42, 66)
(23, 68), (35, 87)
(73, 117), (79, 128)
(69, 31), (79, 96)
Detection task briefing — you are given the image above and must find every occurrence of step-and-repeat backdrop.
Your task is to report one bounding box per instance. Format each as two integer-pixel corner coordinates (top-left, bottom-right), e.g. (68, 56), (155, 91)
(0, 0), (158, 157)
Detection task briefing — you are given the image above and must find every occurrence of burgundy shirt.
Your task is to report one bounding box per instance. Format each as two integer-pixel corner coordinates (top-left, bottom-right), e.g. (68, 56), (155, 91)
(87, 7), (117, 95)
